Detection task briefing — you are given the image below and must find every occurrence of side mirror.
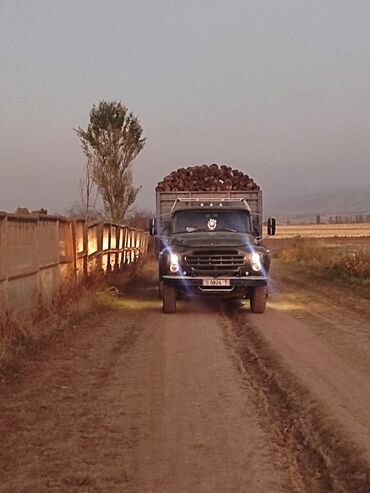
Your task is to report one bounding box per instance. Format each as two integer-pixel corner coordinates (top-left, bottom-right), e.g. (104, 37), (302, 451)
(267, 217), (276, 236)
(149, 217), (157, 236)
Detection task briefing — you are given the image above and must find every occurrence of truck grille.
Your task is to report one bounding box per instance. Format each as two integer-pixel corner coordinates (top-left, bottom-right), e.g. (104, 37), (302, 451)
(185, 250), (244, 273)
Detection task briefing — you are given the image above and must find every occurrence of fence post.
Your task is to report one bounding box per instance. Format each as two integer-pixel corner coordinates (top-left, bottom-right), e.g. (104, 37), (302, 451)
(135, 230), (139, 260)
(122, 227), (128, 265)
(71, 219), (77, 281)
(141, 232), (145, 256)
(83, 219), (88, 277)
(118, 227), (123, 270)
(106, 224), (112, 272)
(97, 222), (103, 272)
(131, 229), (135, 263)
(35, 216), (42, 308)
(0, 215), (9, 315)
(126, 228), (131, 264)
(138, 231), (143, 257)
(126, 227), (130, 264)
(114, 226), (120, 272)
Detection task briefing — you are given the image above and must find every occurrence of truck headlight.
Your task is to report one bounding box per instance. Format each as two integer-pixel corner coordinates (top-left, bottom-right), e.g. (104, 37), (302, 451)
(250, 252), (262, 272)
(169, 253), (181, 273)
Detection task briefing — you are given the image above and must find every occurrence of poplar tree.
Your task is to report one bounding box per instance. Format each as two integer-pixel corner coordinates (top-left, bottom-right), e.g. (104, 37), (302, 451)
(75, 100), (146, 222)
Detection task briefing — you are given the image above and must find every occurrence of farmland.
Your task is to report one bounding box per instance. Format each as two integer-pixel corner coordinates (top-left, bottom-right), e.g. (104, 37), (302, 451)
(266, 223), (370, 299)
(272, 222), (370, 239)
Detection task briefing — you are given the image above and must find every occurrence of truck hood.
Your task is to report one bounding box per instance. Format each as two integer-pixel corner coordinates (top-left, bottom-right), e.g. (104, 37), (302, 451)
(169, 232), (256, 249)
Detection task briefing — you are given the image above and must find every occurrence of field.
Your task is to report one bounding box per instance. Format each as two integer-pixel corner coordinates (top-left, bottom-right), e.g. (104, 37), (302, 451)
(273, 222), (370, 238)
(266, 223), (370, 299)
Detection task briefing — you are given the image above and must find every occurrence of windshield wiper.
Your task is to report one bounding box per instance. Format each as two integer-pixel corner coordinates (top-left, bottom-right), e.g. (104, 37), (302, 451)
(173, 228), (207, 233)
(216, 227), (239, 233)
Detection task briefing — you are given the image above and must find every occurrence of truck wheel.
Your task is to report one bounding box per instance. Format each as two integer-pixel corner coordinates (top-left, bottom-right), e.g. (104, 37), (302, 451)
(163, 284), (176, 314)
(250, 286), (267, 314)
(158, 280), (164, 299)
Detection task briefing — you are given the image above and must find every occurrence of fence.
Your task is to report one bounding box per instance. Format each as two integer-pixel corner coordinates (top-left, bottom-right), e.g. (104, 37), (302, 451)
(0, 212), (149, 317)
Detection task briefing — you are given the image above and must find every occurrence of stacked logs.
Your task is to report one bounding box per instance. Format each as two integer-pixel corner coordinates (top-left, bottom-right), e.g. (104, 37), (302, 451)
(156, 164), (259, 192)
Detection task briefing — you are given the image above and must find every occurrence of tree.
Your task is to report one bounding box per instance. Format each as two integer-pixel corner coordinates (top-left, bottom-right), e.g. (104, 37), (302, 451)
(126, 209), (153, 229)
(74, 149), (98, 219)
(75, 100), (146, 223)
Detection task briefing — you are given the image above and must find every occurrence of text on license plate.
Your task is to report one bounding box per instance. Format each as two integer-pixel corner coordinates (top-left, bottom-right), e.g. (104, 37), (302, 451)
(202, 279), (230, 287)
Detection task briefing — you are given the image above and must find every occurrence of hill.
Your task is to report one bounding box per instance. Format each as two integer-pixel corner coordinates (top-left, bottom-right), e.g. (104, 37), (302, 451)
(265, 187), (370, 220)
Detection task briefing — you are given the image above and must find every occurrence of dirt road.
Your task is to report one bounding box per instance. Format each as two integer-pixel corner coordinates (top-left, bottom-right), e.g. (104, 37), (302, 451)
(1, 261), (370, 492)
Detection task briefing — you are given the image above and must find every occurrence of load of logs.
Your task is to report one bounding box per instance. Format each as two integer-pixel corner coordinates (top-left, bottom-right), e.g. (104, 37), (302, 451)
(156, 164), (259, 192)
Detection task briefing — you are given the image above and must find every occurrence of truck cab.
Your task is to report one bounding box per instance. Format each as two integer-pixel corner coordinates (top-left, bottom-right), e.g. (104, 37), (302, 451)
(150, 196), (276, 314)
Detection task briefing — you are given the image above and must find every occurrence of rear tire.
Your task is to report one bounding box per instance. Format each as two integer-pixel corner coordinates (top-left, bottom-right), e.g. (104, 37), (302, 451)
(250, 286), (267, 314)
(163, 284), (176, 314)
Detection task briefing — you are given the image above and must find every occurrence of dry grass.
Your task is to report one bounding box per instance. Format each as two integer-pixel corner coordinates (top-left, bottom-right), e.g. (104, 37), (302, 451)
(0, 261), (147, 377)
(277, 238), (370, 293)
(272, 223), (370, 239)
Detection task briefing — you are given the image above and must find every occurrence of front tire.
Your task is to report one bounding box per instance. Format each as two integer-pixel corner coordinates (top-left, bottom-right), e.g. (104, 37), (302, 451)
(158, 280), (164, 299)
(163, 284), (176, 314)
(250, 286), (267, 314)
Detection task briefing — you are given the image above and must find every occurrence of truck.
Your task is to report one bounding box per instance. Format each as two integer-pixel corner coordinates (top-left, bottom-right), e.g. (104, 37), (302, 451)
(149, 170), (276, 314)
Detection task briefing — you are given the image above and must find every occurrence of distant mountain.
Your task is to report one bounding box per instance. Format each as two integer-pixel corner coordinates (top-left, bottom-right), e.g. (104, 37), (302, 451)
(265, 187), (370, 218)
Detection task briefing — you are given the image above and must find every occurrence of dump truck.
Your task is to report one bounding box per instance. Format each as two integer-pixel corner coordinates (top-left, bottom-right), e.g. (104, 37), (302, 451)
(149, 166), (276, 314)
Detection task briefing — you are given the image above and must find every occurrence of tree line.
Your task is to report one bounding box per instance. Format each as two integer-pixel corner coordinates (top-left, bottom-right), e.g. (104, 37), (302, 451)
(311, 215), (370, 225)
(328, 215), (370, 224)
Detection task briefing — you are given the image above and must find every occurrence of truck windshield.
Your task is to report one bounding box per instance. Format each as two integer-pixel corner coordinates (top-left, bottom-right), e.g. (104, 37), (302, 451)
(171, 210), (252, 234)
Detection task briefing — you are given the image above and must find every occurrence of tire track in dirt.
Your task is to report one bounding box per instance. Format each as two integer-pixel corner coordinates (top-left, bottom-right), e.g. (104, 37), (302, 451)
(223, 271), (370, 492)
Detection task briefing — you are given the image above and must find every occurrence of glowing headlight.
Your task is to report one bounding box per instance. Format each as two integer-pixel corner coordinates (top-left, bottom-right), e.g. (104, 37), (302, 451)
(169, 253), (180, 273)
(170, 254), (180, 265)
(250, 252), (262, 272)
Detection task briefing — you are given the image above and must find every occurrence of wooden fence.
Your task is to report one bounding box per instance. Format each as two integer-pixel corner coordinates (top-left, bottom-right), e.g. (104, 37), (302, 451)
(0, 212), (149, 316)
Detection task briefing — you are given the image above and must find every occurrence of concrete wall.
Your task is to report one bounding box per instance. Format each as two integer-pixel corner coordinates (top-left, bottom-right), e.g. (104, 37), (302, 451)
(0, 213), (149, 318)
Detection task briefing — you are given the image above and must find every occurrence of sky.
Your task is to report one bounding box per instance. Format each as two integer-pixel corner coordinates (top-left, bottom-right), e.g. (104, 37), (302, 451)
(1, 0), (370, 214)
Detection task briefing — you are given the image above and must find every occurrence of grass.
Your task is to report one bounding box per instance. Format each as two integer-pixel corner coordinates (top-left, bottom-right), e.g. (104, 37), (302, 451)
(276, 238), (370, 296)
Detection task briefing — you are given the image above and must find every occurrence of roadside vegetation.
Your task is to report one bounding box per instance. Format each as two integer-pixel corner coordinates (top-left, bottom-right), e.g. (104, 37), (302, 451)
(0, 260), (147, 378)
(0, 277), (113, 378)
(276, 238), (370, 296)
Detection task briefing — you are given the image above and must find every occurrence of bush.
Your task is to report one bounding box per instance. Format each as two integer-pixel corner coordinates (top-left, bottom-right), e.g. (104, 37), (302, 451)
(334, 250), (370, 278)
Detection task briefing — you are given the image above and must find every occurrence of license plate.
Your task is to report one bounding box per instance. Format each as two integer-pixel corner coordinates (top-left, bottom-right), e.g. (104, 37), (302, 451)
(202, 279), (230, 287)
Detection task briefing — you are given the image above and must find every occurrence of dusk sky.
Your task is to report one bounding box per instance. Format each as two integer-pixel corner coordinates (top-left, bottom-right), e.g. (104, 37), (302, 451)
(1, 0), (369, 214)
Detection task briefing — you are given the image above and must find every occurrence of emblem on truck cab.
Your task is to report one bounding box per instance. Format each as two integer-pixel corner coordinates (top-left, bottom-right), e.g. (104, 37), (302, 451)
(207, 218), (217, 231)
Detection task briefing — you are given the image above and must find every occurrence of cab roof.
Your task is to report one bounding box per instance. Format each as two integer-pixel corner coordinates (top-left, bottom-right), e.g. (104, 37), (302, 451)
(171, 198), (251, 213)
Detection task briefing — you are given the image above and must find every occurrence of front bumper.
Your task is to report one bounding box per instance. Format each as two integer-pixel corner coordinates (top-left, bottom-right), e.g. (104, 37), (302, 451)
(162, 275), (268, 289)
